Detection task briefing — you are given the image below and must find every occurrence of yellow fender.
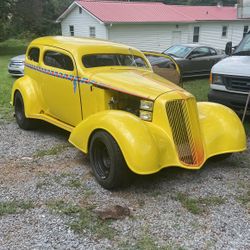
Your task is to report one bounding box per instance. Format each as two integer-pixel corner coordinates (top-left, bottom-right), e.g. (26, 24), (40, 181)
(69, 110), (161, 174)
(11, 76), (43, 117)
(198, 102), (246, 157)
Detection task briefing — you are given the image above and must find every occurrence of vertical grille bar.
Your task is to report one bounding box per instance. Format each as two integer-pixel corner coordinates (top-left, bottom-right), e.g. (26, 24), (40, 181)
(166, 99), (204, 166)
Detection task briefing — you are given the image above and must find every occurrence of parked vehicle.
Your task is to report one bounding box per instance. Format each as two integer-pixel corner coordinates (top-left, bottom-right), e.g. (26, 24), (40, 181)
(208, 32), (250, 115)
(163, 44), (225, 78)
(11, 36), (246, 189)
(8, 54), (25, 76)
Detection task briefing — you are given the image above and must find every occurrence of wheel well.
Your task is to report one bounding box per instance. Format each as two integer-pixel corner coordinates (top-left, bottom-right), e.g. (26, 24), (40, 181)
(88, 129), (108, 153)
(13, 90), (21, 106)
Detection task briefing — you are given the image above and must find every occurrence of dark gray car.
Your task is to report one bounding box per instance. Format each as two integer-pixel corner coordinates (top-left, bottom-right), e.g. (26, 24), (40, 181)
(163, 44), (225, 78)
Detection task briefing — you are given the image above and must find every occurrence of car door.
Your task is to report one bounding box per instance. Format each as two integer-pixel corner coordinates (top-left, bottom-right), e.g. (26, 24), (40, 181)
(183, 47), (212, 76)
(143, 52), (182, 87)
(41, 47), (82, 126)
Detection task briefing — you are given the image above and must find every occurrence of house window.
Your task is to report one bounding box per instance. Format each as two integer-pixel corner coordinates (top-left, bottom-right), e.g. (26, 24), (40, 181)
(243, 25), (248, 37)
(89, 26), (96, 38)
(222, 26), (228, 37)
(79, 7), (82, 14)
(193, 26), (200, 43)
(69, 25), (74, 36)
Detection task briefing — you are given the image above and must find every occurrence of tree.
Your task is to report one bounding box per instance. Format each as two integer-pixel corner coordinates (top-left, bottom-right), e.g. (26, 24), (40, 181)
(7, 0), (72, 39)
(0, 0), (14, 41)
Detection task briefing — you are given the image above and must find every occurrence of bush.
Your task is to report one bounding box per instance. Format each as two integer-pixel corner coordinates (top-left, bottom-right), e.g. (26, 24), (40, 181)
(0, 38), (30, 55)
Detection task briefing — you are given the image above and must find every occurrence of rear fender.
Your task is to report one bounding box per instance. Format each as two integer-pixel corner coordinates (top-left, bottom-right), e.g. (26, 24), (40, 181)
(11, 75), (43, 117)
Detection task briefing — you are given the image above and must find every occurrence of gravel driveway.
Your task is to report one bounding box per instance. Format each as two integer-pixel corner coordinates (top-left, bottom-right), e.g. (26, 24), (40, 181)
(0, 121), (249, 249)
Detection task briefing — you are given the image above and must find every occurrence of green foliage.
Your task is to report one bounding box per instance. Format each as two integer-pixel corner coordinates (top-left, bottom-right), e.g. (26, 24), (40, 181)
(34, 143), (71, 158)
(134, 0), (236, 6)
(1, 0), (72, 41)
(0, 200), (34, 216)
(237, 190), (250, 207)
(47, 200), (116, 239)
(176, 193), (226, 215)
(0, 39), (28, 55)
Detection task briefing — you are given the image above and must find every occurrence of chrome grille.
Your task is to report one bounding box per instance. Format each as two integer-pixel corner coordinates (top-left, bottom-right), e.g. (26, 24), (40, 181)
(166, 98), (204, 166)
(225, 76), (250, 92)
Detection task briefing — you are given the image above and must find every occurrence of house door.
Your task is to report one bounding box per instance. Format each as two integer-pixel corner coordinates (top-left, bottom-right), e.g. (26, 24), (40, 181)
(172, 31), (181, 45)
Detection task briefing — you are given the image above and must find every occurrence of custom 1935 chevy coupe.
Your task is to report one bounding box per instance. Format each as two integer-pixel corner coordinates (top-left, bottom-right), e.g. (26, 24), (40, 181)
(11, 36), (246, 189)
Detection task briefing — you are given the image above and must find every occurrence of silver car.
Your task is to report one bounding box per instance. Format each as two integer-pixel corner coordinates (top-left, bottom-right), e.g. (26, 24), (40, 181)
(8, 54), (25, 76)
(163, 44), (225, 78)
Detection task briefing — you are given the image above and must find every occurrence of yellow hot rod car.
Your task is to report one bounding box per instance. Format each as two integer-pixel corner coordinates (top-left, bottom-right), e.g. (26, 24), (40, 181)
(11, 36), (246, 189)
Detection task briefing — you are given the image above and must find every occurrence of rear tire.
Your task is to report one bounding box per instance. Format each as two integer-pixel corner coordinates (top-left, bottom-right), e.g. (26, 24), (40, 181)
(14, 91), (36, 130)
(89, 130), (131, 189)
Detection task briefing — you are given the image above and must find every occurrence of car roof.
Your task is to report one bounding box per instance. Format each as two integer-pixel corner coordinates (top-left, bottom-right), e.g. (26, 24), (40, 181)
(30, 36), (141, 55)
(171, 44), (203, 48)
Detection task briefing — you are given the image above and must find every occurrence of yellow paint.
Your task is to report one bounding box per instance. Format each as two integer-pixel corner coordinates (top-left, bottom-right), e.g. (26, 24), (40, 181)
(11, 36), (247, 175)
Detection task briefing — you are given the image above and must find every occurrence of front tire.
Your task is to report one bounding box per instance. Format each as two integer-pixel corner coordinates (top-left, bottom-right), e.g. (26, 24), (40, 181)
(14, 91), (36, 130)
(89, 130), (131, 189)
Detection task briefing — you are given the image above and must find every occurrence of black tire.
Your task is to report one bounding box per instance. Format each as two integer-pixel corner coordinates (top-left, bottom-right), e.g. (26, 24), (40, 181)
(211, 153), (232, 162)
(89, 130), (131, 189)
(14, 91), (36, 130)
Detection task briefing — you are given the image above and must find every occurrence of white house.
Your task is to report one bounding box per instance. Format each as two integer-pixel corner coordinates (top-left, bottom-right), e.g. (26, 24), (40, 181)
(56, 0), (250, 52)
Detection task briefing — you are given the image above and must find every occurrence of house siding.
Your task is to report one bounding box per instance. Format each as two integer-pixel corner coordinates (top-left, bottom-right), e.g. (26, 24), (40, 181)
(190, 21), (250, 49)
(108, 23), (190, 52)
(108, 22), (250, 52)
(61, 6), (107, 39)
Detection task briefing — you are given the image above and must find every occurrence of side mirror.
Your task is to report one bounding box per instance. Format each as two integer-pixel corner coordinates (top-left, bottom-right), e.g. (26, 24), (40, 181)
(225, 41), (232, 55)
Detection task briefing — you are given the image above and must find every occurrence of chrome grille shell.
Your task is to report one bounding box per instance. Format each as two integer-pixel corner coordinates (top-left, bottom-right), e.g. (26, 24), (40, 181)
(165, 98), (204, 166)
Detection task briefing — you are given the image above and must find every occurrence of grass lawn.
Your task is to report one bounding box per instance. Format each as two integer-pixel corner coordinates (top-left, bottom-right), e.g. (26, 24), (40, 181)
(183, 77), (210, 102)
(0, 55), (16, 121)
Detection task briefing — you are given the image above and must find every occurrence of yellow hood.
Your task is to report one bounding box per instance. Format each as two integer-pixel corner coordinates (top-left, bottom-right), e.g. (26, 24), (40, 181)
(87, 67), (184, 100)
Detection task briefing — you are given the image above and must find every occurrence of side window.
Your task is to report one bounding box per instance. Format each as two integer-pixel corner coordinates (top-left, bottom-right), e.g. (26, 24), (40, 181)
(209, 48), (217, 55)
(28, 47), (40, 62)
(44, 50), (74, 71)
(146, 55), (176, 69)
(190, 47), (210, 58)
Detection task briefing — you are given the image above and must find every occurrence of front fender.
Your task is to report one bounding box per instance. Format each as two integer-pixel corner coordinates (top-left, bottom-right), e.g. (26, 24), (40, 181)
(69, 110), (161, 174)
(11, 75), (43, 117)
(198, 102), (246, 157)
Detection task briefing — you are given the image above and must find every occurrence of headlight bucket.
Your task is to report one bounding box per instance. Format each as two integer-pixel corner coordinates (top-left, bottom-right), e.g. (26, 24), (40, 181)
(212, 74), (224, 85)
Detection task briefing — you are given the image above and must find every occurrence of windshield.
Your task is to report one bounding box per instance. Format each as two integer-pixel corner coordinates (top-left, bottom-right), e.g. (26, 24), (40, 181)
(82, 54), (148, 68)
(233, 33), (250, 55)
(163, 45), (193, 58)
